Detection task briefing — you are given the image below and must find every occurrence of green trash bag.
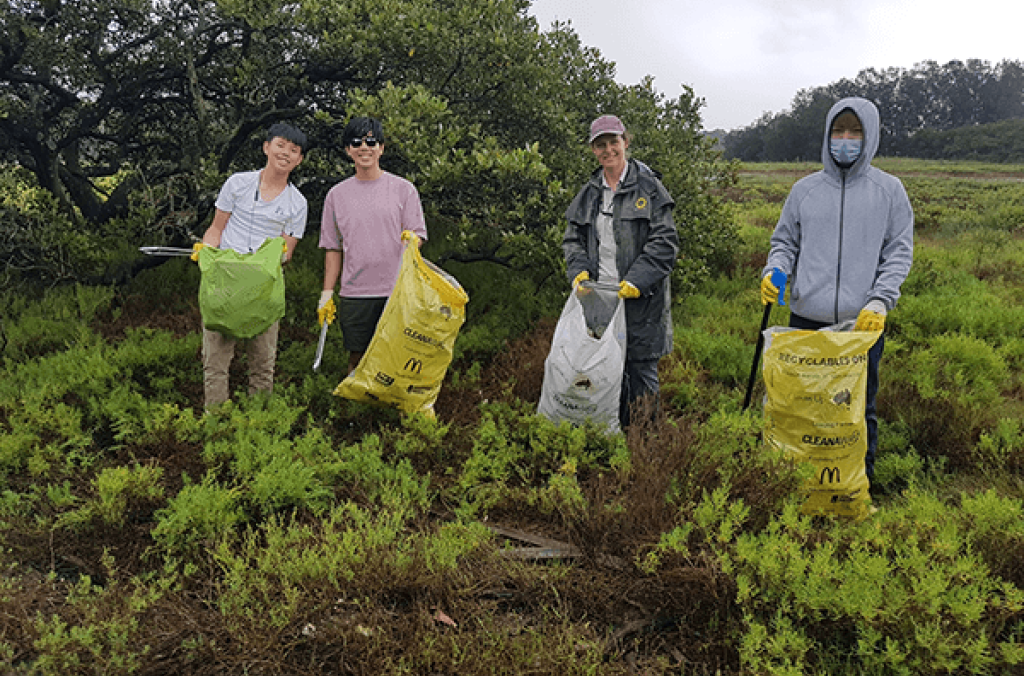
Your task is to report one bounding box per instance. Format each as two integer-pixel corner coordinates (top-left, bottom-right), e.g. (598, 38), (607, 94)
(198, 237), (286, 339)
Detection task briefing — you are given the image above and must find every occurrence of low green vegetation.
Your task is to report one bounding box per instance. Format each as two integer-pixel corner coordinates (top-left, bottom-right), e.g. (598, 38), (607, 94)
(2, 161), (1024, 674)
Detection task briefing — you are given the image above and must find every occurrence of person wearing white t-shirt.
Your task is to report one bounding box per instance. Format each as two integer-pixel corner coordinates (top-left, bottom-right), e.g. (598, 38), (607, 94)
(193, 122), (308, 408)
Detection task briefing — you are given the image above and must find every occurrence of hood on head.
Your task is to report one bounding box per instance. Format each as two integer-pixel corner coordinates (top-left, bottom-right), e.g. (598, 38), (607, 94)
(821, 97), (880, 176)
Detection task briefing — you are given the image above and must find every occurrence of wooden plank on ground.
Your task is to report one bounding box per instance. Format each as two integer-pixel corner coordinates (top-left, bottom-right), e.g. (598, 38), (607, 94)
(485, 524), (582, 560)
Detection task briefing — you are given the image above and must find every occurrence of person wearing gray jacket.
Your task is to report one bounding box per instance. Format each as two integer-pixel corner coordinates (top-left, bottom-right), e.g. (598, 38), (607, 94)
(564, 115), (680, 428)
(761, 96), (914, 483)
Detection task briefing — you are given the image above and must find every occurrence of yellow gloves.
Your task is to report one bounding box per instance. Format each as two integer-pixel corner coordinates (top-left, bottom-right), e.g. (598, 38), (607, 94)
(570, 273), (639, 299)
(855, 300), (887, 332)
(618, 281), (641, 299)
(760, 274), (779, 305)
(855, 311), (885, 332)
(317, 290), (336, 327)
(401, 230), (421, 246)
(190, 241), (206, 262)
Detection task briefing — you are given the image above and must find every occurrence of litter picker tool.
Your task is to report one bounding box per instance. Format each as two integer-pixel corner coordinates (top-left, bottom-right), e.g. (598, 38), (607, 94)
(742, 268), (787, 411)
(138, 246), (195, 257)
(312, 320), (329, 372)
(140, 235), (202, 257)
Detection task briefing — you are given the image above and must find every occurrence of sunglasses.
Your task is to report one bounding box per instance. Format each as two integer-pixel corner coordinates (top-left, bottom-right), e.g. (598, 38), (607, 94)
(348, 137), (379, 148)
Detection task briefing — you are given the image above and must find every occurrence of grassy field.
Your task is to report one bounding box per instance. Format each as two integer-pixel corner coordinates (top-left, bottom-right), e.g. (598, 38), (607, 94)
(2, 160), (1024, 675)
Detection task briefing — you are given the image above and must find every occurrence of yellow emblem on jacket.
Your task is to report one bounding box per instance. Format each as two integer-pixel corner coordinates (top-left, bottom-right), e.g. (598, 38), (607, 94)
(635, 197), (647, 210)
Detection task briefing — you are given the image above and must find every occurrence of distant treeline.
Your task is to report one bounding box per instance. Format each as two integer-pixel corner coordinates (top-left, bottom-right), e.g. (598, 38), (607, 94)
(721, 59), (1024, 162)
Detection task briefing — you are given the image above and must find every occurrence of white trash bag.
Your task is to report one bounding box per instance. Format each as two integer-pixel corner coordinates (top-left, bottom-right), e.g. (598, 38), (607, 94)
(538, 281), (627, 432)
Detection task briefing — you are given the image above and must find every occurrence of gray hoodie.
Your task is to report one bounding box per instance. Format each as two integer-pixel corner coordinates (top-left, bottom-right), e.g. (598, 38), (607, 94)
(763, 97), (914, 324)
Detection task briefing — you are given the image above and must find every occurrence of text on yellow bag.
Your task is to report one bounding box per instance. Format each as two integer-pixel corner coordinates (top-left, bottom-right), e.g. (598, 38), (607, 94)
(763, 327), (880, 520)
(334, 242), (468, 415)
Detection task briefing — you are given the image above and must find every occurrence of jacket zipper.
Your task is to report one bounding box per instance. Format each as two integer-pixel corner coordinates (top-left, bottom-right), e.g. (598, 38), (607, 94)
(834, 169), (847, 324)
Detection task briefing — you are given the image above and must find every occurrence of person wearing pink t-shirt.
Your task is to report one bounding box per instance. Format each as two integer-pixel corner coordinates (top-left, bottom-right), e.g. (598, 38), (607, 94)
(317, 117), (428, 374)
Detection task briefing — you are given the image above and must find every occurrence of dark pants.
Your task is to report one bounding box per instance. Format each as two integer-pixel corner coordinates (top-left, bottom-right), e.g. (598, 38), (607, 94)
(789, 314), (885, 481)
(620, 358), (660, 429)
(338, 296), (389, 353)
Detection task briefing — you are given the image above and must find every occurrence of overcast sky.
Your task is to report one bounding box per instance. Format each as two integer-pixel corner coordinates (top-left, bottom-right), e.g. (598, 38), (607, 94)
(528, 0), (1022, 131)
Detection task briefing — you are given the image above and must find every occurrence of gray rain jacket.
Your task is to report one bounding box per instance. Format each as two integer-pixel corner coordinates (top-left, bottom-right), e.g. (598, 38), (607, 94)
(763, 97), (914, 324)
(563, 159), (679, 361)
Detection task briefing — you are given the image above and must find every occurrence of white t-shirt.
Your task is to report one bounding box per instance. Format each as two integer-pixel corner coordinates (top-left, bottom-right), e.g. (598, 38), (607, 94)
(215, 170), (308, 254)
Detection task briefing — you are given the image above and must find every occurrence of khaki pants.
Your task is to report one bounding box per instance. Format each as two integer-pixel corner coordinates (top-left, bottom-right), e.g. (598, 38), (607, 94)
(202, 322), (280, 408)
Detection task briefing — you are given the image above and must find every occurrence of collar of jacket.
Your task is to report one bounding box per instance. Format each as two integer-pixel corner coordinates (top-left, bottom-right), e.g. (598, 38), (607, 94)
(587, 158), (642, 191)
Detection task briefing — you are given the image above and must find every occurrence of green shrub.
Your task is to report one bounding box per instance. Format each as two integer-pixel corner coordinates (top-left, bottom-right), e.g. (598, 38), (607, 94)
(0, 400), (92, 481)
(884, 333), (1009, 464)
(976, 418), (1024, 473)
(387, 411), (452, 465)
(872, 445), (925, 490)
(29, 572), (162, 676)
(906, 332), (1006, 410)
(211, 503), (418, 632)
(733, 199), (782, 230)
(0, 340), (118, 410)
(674, 327), (751, 386)
(451, 402), (627, 519)
(151, 474), (243, 555)
(419, 521), (492, 574)
(0, 285), (112, 362)
(959, 488), (1024, 587)
(444, 258), (564, 360)
(726, 495), (1024, 675)
(896, 255), (1024, 348)
(684, 411), (800, 517)
(103, 328), (201, 402)
(325, 433), (432, 514)
(56, 464), (165, 530)
(111, 399), (202, 447)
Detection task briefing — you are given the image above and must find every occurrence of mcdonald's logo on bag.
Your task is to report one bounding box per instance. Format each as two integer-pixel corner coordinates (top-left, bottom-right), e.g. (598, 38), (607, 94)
(819, 467), (841, 484)
(404, 358), (423, 374)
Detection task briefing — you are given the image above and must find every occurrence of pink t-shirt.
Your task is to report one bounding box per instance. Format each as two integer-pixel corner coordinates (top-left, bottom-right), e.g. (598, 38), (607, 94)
(319, 172), (428, 297)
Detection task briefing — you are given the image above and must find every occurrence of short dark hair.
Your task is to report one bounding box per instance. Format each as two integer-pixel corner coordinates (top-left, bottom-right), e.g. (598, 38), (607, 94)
(343, 117), (385, 146)
(267, 122), (308, 153)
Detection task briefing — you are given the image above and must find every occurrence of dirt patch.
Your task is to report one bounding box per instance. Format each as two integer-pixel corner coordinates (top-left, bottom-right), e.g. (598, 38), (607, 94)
(96, 293), (203, 341)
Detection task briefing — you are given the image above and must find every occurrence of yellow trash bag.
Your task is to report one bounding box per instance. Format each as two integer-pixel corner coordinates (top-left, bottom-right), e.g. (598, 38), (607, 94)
(762, 325), (880, 519)
(334, 242), (468, 415)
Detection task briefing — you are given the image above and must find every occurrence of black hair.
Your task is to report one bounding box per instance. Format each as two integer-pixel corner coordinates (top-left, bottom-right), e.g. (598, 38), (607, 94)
(343, 117), (385, 146)
(829, 107), (862, 134)
(267, 122), (308, 153)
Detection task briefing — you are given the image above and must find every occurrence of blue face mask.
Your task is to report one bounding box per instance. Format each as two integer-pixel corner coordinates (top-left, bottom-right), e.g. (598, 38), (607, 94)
(830, 138), (862, 166)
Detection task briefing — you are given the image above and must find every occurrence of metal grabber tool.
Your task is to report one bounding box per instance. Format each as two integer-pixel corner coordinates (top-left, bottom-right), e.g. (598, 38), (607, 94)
(312, 320), (329, 372)
(138, 246), (195, 257)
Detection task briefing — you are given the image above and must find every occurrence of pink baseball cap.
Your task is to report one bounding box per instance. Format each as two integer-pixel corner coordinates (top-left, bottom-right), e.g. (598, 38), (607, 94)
(588, 115), (627, 143)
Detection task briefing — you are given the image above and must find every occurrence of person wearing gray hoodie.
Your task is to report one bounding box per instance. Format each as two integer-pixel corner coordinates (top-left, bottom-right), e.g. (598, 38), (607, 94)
(760, 96), (914, 483)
